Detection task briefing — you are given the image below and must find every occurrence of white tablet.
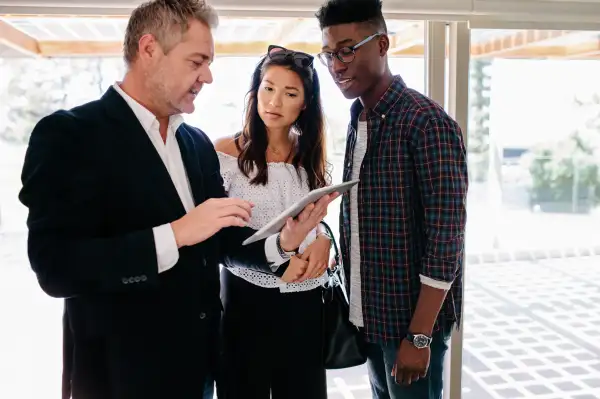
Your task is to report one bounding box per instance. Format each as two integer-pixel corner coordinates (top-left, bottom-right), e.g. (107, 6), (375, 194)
(242, 179), (359, 245)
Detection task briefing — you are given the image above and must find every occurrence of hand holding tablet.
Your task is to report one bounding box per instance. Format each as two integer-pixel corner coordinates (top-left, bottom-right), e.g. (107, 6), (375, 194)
(242, 179), (360, 245)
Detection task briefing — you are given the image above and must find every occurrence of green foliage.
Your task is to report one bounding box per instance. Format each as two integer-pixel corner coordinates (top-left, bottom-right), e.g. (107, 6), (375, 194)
(468, 59), (492, 182)
(523, 95), (600, 209)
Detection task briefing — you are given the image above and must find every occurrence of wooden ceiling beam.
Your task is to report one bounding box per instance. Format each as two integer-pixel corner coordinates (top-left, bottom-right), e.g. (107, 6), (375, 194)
(0, 19), (40, 56)
(471, 29), (571, 58)
(388, 23), (424, 56)
(28, 37), (600, 60)
(37, 40), (304, 57)
(35, 40), (430, 58)
(484, 45), (566, 59)
(563, 39), (600, 58)
(38, 40), (121, 56)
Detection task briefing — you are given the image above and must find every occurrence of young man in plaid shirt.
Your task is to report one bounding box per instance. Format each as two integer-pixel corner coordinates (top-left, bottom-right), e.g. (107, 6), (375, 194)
(316, 0), (468, 397)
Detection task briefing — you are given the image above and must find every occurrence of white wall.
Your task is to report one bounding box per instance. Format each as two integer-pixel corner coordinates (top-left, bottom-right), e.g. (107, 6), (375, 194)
(2, 0), (600, 23)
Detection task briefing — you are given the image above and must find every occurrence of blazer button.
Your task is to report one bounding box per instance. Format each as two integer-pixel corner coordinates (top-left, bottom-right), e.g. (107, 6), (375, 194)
(134, 276), (141, 283)
(128, 277), (136, 284)
(122, 277), (129, 284)
(140, 275), (147, 282)
(199, 312), (207, 320)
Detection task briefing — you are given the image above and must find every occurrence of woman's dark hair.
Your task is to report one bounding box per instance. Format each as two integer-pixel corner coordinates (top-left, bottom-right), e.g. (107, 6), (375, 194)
(235, 47), (330, 191)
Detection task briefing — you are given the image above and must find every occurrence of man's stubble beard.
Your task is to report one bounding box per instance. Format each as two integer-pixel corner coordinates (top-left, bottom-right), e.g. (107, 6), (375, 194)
(145, 64), (178, 116)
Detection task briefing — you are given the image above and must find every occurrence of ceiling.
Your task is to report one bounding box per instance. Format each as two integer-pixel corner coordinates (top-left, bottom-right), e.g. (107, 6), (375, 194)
(0, 15), (599, 59)
(0, 40), (26, 57)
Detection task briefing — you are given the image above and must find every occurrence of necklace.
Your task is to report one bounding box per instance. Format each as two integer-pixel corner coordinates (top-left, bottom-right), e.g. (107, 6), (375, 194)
(268, 146), (282, 155)
(267, 145), (292, 163)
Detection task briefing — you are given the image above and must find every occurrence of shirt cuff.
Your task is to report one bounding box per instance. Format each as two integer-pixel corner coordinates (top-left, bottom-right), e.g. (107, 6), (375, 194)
(298, 228), (318, 254)
(265, 234), (289, 271)
(153, 223), (179, 273)
(419, 274), (452, 290)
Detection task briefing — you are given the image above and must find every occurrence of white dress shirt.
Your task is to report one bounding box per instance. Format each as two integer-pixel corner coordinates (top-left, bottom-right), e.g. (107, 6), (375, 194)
(112, 83), (287, 273)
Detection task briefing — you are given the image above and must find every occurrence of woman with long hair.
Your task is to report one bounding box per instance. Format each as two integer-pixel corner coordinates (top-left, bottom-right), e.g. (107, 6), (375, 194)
(214, 45), (331, 399)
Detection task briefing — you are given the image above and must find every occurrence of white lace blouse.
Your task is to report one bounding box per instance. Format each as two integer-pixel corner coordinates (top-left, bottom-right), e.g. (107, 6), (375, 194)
(217, 151), (328, 293)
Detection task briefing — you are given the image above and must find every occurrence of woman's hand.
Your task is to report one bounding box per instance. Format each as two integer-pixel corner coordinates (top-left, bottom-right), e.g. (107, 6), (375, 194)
(280, 256), (309, 283)
(298, 235), (331, 280)
(278, 193), (338, 251)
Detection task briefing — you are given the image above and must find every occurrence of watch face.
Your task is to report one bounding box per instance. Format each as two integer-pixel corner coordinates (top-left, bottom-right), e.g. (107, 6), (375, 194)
(413, 335), (430, 348)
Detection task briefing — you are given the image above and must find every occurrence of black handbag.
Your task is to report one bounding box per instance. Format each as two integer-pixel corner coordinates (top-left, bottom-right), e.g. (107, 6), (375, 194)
(320, 221), (367, 369)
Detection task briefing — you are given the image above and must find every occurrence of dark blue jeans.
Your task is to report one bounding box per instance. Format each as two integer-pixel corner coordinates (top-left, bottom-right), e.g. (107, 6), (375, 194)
(203, 375), (214, 399)
(366, 330), (450, 399)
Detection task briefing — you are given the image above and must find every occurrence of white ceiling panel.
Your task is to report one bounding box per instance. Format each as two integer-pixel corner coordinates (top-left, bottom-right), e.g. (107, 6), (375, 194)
(2, 17), (126, 41)
(0, 0), (470, 17)
(0, 40), (36, 56)
(2, 1), (600, 30)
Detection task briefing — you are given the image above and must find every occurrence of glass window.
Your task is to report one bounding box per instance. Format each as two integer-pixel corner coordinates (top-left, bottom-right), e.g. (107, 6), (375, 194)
(0, 55), (126, 399)
(462, 28), (600, 399)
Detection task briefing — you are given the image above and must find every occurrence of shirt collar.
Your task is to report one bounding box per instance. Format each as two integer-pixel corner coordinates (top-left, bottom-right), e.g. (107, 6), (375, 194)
(350, 75), (406, 123)
(112, 82), (185, 134)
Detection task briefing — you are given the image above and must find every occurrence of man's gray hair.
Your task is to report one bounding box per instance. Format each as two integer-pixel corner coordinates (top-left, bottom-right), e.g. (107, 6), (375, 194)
(123, 0), (219, 65)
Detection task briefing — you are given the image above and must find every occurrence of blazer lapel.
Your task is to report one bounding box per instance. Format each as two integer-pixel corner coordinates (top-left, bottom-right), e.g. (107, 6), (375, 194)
(101, 87), (185, 216)
(176, 126), (206, 206)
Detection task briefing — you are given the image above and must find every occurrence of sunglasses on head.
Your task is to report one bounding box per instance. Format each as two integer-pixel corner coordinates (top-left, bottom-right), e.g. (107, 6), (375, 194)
(267, 45), (314, 68)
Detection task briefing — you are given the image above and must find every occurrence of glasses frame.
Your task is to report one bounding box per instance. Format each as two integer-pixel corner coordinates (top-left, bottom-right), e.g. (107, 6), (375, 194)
(267, 45), (315, 68)
(317, 33), (383, 66)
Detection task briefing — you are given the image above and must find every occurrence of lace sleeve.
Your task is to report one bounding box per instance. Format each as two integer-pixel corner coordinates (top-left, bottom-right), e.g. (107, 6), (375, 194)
(216, 151), (238, 193)
(325, 160), (334, 186)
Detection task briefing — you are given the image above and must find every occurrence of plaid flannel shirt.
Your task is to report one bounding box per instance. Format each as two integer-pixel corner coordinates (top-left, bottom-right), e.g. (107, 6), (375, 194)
(339, 75), (468, 344)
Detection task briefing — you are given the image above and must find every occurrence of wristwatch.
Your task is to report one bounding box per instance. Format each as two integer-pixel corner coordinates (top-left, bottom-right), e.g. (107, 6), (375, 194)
(275, 233), (296, 259)
(406, 332), (433, 349)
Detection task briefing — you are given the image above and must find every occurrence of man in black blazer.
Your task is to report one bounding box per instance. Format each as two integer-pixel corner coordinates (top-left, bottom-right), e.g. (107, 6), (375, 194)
(18, 1), (334, 398)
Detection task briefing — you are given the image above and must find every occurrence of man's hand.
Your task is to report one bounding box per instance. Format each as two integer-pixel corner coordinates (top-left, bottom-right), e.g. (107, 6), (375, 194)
(392, 339), (431, 385)
(394, 284), (446, 384)
(298, 235), (331, 280)
(279, 192), (339, 252)
(281, 256), (309, 283)
(171, 198), (253, 248)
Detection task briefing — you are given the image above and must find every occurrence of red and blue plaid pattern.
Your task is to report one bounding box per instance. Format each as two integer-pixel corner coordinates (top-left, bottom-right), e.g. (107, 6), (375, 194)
(339, 76), (468, 344)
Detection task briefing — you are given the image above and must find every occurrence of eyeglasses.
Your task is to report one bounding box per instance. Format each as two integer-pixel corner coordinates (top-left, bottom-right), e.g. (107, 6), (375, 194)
(267, 45), (314, 68)
(317, 33), (382, 66)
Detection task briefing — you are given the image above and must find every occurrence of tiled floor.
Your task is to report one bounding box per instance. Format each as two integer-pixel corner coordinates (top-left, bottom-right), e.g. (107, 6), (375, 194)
(324, 256), (600, 399)
(326, 369), (372, 398)
(460, 256), (600, 399)
(2, 231), (600, 399)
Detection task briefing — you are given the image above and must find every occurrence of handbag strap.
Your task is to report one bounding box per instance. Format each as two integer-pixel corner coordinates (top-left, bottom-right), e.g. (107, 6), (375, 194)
(320, 221), (350, 304)
(319, 220), (339, 266)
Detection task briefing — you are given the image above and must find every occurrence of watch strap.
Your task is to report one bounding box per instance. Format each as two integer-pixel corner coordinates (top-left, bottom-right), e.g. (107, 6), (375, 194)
(276, 233), (295, 259)
(406, 332), (433, 348)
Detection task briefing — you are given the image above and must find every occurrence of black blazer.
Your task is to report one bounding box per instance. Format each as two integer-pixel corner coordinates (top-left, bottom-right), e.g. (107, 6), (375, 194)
(19, 87), (284, 399)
